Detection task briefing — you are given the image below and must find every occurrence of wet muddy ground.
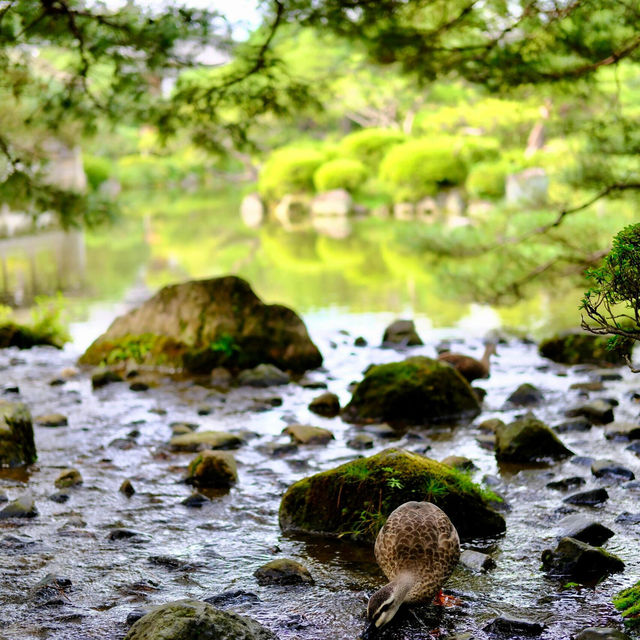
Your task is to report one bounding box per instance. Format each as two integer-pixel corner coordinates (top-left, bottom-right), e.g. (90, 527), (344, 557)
(1, 311), (639, 640)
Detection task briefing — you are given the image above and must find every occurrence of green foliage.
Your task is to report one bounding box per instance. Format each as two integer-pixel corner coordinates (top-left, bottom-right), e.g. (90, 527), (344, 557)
(103, 334), (161, 366)
(379, 139), (467, 202)
(209, 334), (240, 357)
(313, 158), (368, 192)
(83, 155), (113, 191)
(258, 147), (326, 200)
(466, 161), (508, 200)
(459, 137), (501, 165)
(29, 294), (70, 346)
(339, 128), (406, 169)
(613, 580), (640, 629)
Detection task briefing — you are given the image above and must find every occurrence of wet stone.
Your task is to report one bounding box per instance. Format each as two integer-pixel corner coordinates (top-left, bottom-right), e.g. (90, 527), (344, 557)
(381, 319), (423, 347)
(592, 370), (623, 382)
(49, 378), (65, 386)
(119, 479), (135, 497)
(553, 418), (591, 433)
(361, 423), (398, 438)
(91, 370), (123, 388)
(460, 549), (496, 572)
(506, 383), (544, 406)
(0, 494), (37, 519)
(563, 488), (609, 506)
(605, 423), (640, 441)
(566, 400), (614, 424)
(477, 418), (505, 433)
(591, 459), (635, 482)
(107, 528), (144, 541)
(541, 537), (624, 582)
(572, 456), (596, 466)
(185, 450), (238, 488)
(197, 405), (212, 416)
(54, 468), (83, 489)
(169, 430), (243, 452)
(129, 381), (149, 392)
(254, 559), (314, 586)
(546, 476), (586, 491)
(615, 512), (640, 525)
(556, 514), (614, 546)
(30, 574), (72, 605)
(308, 392), (340, 418)
(148, 555), (199, 571)
(346, 433), (374, 450)
(574, 628), (631, 640)
(126, 609), (148, 627)
(236, 364), (290, 387)
(354, 336), (367, 347)
(483, 617), (545, 637)
(627, 442), (640, 455)
(441, 455), (477, 471)
(258, 441), (298, 457)
(205, 590), (261, 608)
(49, 491), (70, 504)
(35, 413), (68, 427)
(570, 381), (604, 392)
(283, 424), (334, 445)
(181, 492), (209, 508)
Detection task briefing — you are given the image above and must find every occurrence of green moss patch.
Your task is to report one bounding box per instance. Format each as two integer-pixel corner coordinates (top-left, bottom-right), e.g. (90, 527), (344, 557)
(279, 448), (505, 543)
(614, 580), (640, 630)
(0, 322), (64, 349)
(342, 356), (480, 425)
(539, 332), (627, 366)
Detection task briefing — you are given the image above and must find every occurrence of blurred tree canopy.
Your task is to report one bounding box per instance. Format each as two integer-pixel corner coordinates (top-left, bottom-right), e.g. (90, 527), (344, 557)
(1, 0), (639, 225)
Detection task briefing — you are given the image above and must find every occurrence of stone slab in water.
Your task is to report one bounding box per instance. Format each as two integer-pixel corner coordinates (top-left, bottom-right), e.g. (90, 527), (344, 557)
(556, 514), (614, 546)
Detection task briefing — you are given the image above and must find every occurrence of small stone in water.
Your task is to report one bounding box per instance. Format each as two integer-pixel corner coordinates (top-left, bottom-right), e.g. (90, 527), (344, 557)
(574, 628), (631, 640)
(0, 494), (38, 519)
(36, 413), (68, 427)
(107, 528), (142, 541)
(129, 382), (149, 392)
(563, 488), (609, 506)
(546, 477), (586, 491)
(54, 468), (83, 489)
(354, 336), (367, 347)
(591, 459), (635, 482)
(126, 609), (149, 627)
(91, 370), (123, 388)
(181, 492), (209, 508)
(49, 492), (70, 504)
(615, 512), (640, 525)
(483, 617), (545, 637)
(119, 479), (135, 497)
(254, 559), (314, 586)
(460, 549), (496, 572)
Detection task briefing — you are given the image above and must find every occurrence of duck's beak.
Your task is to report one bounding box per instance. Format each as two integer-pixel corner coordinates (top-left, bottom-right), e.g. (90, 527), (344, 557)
(360, 620), (378, 640)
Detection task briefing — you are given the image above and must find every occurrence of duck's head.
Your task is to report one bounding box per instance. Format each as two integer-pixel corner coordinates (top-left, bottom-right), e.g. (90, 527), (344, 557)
(362, 579), (411, 638)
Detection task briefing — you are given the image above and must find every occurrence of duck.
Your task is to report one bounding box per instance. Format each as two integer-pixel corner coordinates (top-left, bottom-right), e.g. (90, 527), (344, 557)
(363, 501), (460, 637)
(437, 342), (496, 382)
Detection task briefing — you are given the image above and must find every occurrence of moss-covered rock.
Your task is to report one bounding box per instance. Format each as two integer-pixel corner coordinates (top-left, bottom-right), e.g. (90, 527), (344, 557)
(124, 599), (278, 640)
(495, 414), (574, 463)
(254, 559), (314, 586)
(185, 451), (238, 488)
(539, 332), (626, 366)
(613, 580), (640, 631)
(282, 424), (334, 445)
(0, 402), (36, 467)
(80, 276), (322, 375)
(0, 322), (64, 349)
(278, 448), (505, 543)
(54, 468), (83, 489)
(342, 356), (480, 425)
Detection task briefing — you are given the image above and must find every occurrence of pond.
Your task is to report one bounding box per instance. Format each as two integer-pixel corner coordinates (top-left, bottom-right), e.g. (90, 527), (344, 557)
(0, 187), (638, 640)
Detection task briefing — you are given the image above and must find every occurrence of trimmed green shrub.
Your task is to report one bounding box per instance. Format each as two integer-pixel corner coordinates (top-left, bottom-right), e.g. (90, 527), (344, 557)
(259, 147), (326, 200)
(339, 128), (406, 169)
(459, 137), (501, 165)
(313, 158), (369, 192)
(379, 139), (468, 202)
(466, 161), (508, 200)
(83, 155), (113, 191)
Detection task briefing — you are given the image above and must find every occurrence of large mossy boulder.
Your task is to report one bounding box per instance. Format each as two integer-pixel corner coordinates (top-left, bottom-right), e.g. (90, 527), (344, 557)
(0, 402), (36, 467)
(279, 448), (505, 543)
(124, 599), (278, 640)
(614, 580), (640, 631)
(495, 414), (574, 463)
(539, 332), (626, 366)
(342, 356), (481, 425)
(80, 276), (322, 374)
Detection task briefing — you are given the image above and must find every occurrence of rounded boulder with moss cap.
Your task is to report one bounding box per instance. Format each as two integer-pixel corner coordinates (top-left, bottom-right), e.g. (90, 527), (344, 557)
(495, 414), (574, 463)
(279, 448), (505, 543)
(123, 599), (278, 640)
(539, 331), (627, 366)
(79, 276), (322, 375)
(342, 356), (480, 426)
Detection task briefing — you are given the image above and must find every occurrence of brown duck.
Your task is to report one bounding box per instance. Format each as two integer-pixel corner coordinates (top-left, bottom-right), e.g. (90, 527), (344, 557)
(438, 342), (496, 382)
(363, 502), (460, 637)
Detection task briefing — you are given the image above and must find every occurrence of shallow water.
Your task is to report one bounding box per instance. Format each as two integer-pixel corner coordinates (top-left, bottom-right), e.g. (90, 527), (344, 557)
(1, 306), (639, 640)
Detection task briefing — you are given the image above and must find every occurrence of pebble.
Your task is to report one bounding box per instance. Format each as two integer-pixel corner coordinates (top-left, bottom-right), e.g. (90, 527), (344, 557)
(506, 383), (544, 406)
(605, 423), (640, 441)
(283, 424), (334, 445)
(553, 418), (591, 433)
(308, 392), (341, 418)
(556, 514), (614, 546)
(591, 459), (635, 482)
(563, 488), (609, 506)
(460, 549), (496, 572)
(91, 370), (123, 388)
(614, 512), (640, 525)
(120, 479), (135, 497)
(36, 413), (68, 427)
(49, 492), (70, 504)
(129, 382), (149, 392)
(54, 468), (83, 489)
(254, 559), (314, 586)
(346, 433), (374, 450)
(483, 617), (545, 637)
(546, 477), (586, 491)
(566, 401), (614, 424)
(181, 492), (209, 508)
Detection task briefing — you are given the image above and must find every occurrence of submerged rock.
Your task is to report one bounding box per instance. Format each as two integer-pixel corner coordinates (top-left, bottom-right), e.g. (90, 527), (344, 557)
(495, 414), (573, 463)
(0, 401), (36, 467)
(80, 276), (323, 374)
(613, 580), (640, 631)
(308, 392), (340, 417)
(506, 383), (544, 406)
(381, 319), (423, 347)
(553, 418), (591, 434)
(278, 448), (505, 543)
(282, 424), (334, 445)
(120, 479), (135, 497)
(254, 559), (314, 586)
(483, 617), (545, 637)
(541, 537), (624, 582)
(54, 468), (83, 489)
(124, 599), (278, 640)
(169, 431), (243, 452)
(185, 451), (238, 488)
(342, 356), (480, 426)
(539, 332), (627, 366)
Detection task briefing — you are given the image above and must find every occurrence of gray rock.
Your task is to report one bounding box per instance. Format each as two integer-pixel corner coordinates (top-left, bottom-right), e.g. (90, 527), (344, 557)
(0, 401), (36, 467)
(346, 433), (374, 450)
(91, 370), (123, 388)
(566, 401), (614, 425)
(574, 628), (631, 640)
(381, 319), (423, 347)
(169, 431), (244, 452)
(627, 442), (640, 455)
(546, 477), (586, 491)
(541, 537), (624, 582)
(507, 383), (544, 406)
(29, 574), (72, 605)
(210, 367), (232, 387)
(254, 558), (314, 586)
(282, 424), (334, 445)
(495, 414), (573, 463)
(605, 423), (640, 441)
(361, 423), (399, 438)
(484, 616), (545, 637)
(0, 493), (37, 519)
(460, 549), (496, 572)
(308, 392), (340, 418)
(553, 418), (592, 434)
(236, 364), (290, 388)
(556, 514), (614, 546)
(181, 493), (209, 508)
(35, 413), (68, 427)
(614, 512), (640, 525)
(123, 599), (278, 640)
(591, 459), (635, 482)
(441, 455), (477, 471)
(563, 488), (609, 506)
